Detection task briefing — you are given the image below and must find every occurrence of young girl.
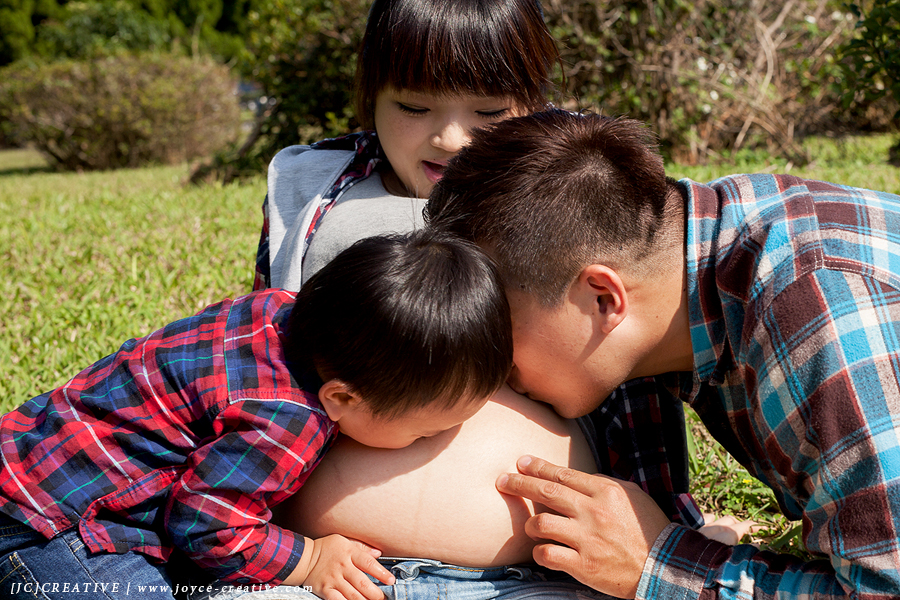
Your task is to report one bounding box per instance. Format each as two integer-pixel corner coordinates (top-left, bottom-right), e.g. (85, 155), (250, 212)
(253, 0), (560, 292)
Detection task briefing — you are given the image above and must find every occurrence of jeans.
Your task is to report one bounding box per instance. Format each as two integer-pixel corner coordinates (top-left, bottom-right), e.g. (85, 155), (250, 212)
(0, 513), (179, 599)
(190, 558), (620, 600)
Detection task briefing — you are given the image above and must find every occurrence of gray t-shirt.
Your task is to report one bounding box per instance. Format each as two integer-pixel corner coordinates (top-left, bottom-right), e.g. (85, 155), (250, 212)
(301, 173), (427, 285)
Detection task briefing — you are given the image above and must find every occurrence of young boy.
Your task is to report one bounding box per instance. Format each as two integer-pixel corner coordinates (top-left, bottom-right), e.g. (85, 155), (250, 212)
(0, 230), (513, 600)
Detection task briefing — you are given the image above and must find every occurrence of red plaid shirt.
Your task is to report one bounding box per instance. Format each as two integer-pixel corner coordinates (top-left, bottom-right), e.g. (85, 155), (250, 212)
(0, 289), (336, 584)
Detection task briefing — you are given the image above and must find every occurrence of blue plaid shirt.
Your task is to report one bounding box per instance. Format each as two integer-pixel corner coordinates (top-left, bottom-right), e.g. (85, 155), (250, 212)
(637, 175), (900, 599)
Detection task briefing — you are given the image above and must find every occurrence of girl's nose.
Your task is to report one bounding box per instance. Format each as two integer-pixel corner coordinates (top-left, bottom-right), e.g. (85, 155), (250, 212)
(431, 120), (469, 153)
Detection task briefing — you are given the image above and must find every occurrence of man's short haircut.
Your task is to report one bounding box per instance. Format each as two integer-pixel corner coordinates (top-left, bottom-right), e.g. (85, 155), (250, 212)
(354, 0), (560, 129)
(286, 229), (512, 419)
(427, 109), (676, 306)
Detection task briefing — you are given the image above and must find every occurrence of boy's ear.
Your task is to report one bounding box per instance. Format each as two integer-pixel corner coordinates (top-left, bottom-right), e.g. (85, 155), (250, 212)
(579, 264), (628, 334)
(318, 379), (364, 421)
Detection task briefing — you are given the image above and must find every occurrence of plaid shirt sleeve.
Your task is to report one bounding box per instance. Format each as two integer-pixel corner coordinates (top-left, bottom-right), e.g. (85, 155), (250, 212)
(640, 268), (900, 599)
(638, 177), (900, 600)
(167, 396), (333, 584)
(164, 291), (334, 584)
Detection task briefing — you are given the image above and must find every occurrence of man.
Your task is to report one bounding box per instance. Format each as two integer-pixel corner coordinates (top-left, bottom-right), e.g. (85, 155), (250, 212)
(427, 109), (900, 600)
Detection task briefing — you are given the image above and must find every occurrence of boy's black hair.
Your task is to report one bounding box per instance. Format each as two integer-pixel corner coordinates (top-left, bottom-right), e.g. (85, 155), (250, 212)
(286, 229), (513, 419)
(354, 0), (560, 129)
(427, 109), (680, 307)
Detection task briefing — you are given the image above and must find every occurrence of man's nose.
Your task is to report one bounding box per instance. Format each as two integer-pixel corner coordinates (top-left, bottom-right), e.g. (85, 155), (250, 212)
(506, 366), (528, 396)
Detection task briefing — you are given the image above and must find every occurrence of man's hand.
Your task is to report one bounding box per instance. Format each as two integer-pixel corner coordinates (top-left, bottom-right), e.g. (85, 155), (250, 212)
(286, 534), (395, 600)
(496, 455), (671, 599)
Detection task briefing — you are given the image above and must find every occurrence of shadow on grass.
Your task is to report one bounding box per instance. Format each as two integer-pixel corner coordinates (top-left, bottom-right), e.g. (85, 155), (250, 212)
(0, 148), (54, 177)
(0, 165), (55, 177)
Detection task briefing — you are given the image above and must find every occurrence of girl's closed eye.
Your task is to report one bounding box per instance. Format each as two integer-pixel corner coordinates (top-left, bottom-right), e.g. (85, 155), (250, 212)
(477, 108), (511, 119)
(395, 102), (510, 119)
(397, 102), (429, 115)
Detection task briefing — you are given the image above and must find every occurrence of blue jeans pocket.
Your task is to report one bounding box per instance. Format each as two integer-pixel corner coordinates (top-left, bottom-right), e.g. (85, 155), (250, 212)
(0, 551), (52, 600)
(0, 519), (175, 600)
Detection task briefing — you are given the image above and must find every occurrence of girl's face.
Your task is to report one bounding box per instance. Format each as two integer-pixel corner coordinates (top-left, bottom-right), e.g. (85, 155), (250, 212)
(374, 87), (526, 198)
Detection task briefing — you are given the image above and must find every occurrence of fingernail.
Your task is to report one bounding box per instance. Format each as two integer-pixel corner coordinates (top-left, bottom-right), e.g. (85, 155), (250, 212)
(496, 474), (509, 488)
(518, 455), (533, 468)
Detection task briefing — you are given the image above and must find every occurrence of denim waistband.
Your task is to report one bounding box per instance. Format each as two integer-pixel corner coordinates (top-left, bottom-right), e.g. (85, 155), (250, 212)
(377, 558), (555, 582)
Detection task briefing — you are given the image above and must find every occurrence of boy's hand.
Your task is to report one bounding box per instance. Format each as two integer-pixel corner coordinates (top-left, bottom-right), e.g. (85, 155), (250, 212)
(288, 534), (396, 600)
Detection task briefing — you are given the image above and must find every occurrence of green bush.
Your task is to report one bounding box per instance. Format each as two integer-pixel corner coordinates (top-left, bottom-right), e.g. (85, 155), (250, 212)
(34, 1), (176, 59)
(190, 0), (368, 182)
(0, 2), (35, 65)
(244, 0), (367, 149)
(0, 52), (242, 170)
(840, 0), (900, 160)
(1, 0), (257, 67)
(543, 0), (866, 164)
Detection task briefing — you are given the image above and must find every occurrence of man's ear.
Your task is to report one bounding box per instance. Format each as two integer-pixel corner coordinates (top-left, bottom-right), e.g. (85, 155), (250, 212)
(318, 379), (364, 422)
(579, 264), (628, 334)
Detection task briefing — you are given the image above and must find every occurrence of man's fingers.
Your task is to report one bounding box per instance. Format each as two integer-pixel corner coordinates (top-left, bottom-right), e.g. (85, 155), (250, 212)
(531, 540), (580, 573)
(496, 455), (603, 514)
(517, 455), (602, 496)
(523, 510), (583, 546)
(497, 471), (580, 515)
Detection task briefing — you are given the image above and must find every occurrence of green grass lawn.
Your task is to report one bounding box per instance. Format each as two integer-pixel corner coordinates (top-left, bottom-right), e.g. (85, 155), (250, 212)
(2, 134), (898, 555)
(0, 150), (266, 404)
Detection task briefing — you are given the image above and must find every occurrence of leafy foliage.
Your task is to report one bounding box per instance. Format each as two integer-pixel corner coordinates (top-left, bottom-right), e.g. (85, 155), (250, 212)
(245, 0), (366, 141)
(34, 1), (176, 59)
(0, 0), (71, 64)
(685, 407), (811, 557)
(7, 0), (898, 169)
(841, 0), (900, 111)
(0, 53), (242, 170)
(191, 0), (368, 182)
(543, 0), (866, 164)
(203, 0), (897, 182)
(0, 1), (34, 65)
(840, 0), (900, 159)
(0, 0), (257, 66)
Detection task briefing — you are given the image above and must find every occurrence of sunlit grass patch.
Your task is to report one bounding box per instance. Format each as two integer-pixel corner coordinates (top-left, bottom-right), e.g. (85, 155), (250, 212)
(0, 160), (265, 405)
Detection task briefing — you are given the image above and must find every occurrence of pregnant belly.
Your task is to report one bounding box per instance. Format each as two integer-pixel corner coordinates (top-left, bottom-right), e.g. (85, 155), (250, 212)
(273, 386), (597, 567)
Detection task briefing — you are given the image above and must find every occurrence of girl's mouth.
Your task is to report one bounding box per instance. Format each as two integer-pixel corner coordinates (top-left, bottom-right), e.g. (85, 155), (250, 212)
(422, 161), (446, 183)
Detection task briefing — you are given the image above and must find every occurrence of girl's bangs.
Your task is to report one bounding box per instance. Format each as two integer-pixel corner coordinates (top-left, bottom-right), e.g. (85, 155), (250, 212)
(375, 1), (554, 106)
(385, 36), (544, 103)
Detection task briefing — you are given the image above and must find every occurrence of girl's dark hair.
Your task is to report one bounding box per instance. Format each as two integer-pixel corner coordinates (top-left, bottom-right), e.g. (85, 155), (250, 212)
(286, 229), (513, 419)
(355, 0), (560, 129)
